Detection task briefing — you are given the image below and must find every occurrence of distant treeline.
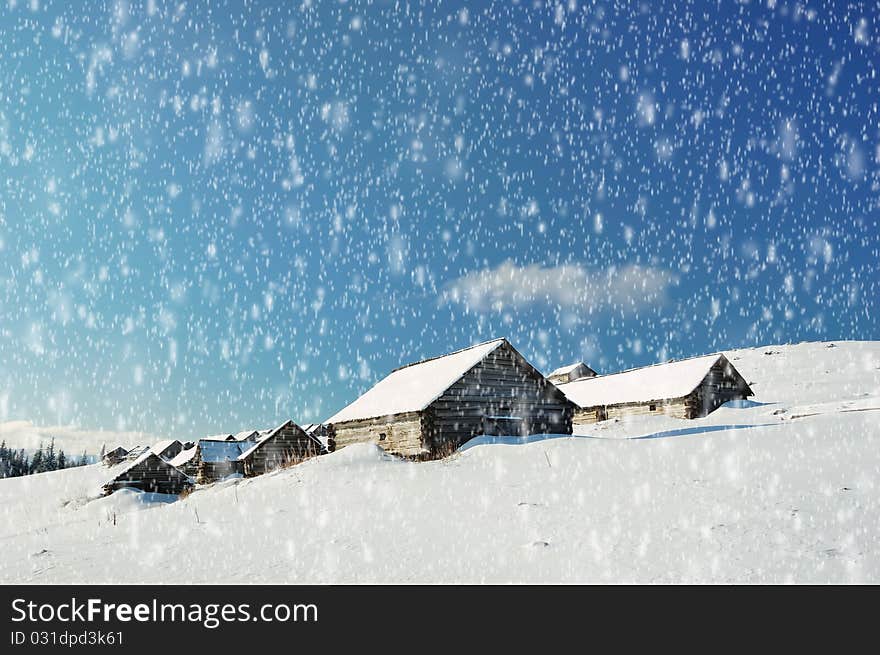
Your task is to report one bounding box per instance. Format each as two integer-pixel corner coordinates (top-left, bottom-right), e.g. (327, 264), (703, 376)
(0, 439), (89, 479)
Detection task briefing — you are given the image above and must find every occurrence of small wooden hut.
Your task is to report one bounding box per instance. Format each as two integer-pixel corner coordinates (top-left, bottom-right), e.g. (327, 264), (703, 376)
(193, 440), (248, 484)
(238, 420), (325, 477)
(555, 353), (753, 426)
(168, 443), (199, 477)
(546, 362), (597, 385)
(103, 453), (193, 496)
(151, 439), (184, 461)
(326, 338), (574, 459)
(303, 423), (335, 452)
(102, 446), (129, 466)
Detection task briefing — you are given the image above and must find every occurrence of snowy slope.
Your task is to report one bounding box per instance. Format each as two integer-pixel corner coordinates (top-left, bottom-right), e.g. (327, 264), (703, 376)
(1, 341), (879, 584)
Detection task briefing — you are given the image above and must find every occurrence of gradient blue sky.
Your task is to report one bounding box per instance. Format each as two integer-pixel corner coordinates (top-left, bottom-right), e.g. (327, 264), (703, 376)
(1, 0), (877, 440)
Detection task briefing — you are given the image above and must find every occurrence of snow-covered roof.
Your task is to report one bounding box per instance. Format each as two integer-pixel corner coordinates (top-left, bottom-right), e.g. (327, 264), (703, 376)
(198, 440), (250, 463)
(233, 430), (259, 442)
(548, 362), (587, 377)
(169, 445), (197, 468)
(123, 445), (150, 460)
(202, 433), (234, 441)
(326, 338), (508, 424)
(112, 450), (178, 479)
(555, 354), (728, 408)
(150, 439), (181, 457)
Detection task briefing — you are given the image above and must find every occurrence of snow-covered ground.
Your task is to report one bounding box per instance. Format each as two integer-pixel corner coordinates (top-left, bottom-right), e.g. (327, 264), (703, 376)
(2, 341), (879, 583)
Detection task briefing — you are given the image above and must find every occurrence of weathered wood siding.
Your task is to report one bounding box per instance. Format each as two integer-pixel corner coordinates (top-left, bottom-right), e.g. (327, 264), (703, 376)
(425, 342), (573, 455)
(572, 407), (604, 426)
(548, 363), (596, 385)
(102, 447), (129, 466)
(155, 440), (184, 461)
(103, 454), (193, 496)
(197, 460), (243, 484)
(241, 422), (324, 477)
(330, 412), (424, 458)
(193, 442), (244, 484)
(604, 397), (692, 421)
(692, 357), (752, 416)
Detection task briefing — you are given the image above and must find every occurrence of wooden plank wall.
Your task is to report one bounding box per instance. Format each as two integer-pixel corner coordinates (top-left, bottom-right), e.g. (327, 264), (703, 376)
(197, 460), (243, 484)
(426, 342), (573, 455)
(607, 397), (692, 420)
(330, 412), (424, 458)
(693, 358), (751, 416)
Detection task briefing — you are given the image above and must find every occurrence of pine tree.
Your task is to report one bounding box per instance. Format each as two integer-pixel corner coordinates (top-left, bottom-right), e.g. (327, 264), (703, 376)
(15, 449), (29, 477)
(45, 438), (57, 471)
(57, 450), (67, 469)
(0, 440), (8, 478)
(30, 444), (44, 474)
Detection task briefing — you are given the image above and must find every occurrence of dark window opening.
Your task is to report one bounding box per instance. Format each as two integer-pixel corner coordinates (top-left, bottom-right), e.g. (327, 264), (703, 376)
(378, 433), (387, 441)
(649, 404), (657, 411)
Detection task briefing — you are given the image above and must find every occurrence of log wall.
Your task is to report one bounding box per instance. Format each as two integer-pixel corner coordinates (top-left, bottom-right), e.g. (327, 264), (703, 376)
(330, 412), (425, 458)
(197, 459), (243, 484)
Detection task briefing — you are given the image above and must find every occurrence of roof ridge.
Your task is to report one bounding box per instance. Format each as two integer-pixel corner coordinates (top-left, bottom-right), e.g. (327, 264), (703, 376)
(557, 352), (724, 386)
(390, 337), (507, 373)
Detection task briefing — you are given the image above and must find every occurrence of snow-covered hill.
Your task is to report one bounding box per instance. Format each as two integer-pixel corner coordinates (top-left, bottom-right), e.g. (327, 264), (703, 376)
(2, 341), (879, 583)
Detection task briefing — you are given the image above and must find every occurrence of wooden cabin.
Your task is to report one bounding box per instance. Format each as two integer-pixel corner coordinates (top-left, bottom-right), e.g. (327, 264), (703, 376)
(169, 443), (199, 477)
(555, 353), (753, 426)
(303, 423), (335, 452)
(193, 440), (249, 484)
(238, 420), (325, 477)
(103, 453), (193, 496)
(547, 362), (597, 385)
(102, 446), (129, 466)
(326, 338), (574, 459)
(151, 439), (184, 461)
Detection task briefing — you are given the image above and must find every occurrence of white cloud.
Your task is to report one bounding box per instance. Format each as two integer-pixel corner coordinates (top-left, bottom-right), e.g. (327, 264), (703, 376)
(0, 420), (159, 457)
(439, 260), (677, 315)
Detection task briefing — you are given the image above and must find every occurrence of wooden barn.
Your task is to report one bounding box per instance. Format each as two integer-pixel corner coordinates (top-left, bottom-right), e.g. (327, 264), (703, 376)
(546, 361), (597, 385)
(554, 353), (753, 426)
(325, 338), (574, 459)
(303, 423), (335, 452)
(193, 440), (249, 484)
(102, 452), (193, 496)
(238, 420), (325, 477)
(169, 443), (199, 477)
(151, 439), (184, 461)
(102, 446), (129, 466)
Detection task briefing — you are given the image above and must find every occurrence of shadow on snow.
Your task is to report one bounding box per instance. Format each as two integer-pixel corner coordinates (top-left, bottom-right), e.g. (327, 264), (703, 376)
(458, 422), (778, 451)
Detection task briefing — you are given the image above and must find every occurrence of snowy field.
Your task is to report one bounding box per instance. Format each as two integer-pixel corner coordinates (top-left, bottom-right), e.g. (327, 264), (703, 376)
(2, 341), (879, 584)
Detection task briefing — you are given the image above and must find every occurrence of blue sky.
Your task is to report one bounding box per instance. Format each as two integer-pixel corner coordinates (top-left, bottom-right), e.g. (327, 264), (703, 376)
(0, 0), (877, 441)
